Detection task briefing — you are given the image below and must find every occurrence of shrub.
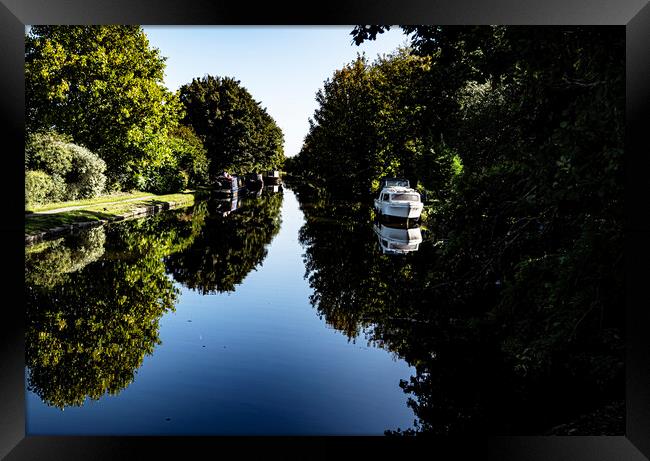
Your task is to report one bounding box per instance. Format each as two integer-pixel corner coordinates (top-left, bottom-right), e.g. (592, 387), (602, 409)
(147, 165), (188, 194)
(65, 144), (107, 200)
(25, 131), (107, 203)
(25, 131), (74, 177)
(25, 170), (66, 206)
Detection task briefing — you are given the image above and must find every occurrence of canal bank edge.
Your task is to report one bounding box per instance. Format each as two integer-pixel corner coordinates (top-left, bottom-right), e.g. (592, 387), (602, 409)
(25, 194), (197, 246)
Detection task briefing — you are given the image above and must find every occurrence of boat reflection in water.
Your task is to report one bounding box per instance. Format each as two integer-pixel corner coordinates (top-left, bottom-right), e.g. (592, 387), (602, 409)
(214, 183), (281, 217)
(215, 195), (243, 217)
(265, 184), (283, 193)
(373, 220), (423, 255)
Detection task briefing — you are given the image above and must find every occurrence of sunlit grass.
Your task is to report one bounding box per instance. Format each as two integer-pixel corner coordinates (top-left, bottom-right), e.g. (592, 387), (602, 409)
(26, 191), (196, 236)
(26, 191), (155, 213)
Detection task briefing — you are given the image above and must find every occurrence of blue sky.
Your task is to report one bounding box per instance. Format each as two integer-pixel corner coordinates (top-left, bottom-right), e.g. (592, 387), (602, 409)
(142, 27), (408, 157)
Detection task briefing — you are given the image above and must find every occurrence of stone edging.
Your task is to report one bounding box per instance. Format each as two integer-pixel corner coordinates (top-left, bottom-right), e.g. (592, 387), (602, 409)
(25, 200), (190, 246)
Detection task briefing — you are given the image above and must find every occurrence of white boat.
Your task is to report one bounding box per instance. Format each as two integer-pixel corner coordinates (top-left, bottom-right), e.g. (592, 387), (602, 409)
(373, 178), (423, 220)
(373, 222), (423, 255)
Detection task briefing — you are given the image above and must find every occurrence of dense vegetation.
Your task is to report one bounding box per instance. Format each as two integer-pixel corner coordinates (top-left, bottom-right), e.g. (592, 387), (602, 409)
(288, 25), (624, 434)
(178, 75), (285, 180)
(25, 26), (284, 203)
(287, 49), (460, 197)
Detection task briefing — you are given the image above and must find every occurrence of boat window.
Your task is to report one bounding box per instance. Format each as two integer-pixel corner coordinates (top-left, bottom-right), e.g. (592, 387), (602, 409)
(390, 193), (419, 201)
(381, 193), (389, 201)
(391, 243), (418, 250)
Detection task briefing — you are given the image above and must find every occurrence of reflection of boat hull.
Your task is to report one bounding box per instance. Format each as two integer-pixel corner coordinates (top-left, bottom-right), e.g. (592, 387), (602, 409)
(374, 200), (423, 219)
(245, 173), (264, 190)
(215, 195), (243, 217)
(246, 180), (263, 188)
(373, 222), (422, 255)
(265, 184), (283, 193)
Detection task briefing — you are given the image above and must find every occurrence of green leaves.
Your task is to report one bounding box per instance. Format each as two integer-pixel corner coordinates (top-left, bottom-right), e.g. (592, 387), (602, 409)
(178, 76), (285, 180)
(26, 26), (183, 186)
(291, 50), (458, 196)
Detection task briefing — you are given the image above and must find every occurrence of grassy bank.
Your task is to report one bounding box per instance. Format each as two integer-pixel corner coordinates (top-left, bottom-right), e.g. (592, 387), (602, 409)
(26, 191), (197, 237)
(25, 191), (154, 213)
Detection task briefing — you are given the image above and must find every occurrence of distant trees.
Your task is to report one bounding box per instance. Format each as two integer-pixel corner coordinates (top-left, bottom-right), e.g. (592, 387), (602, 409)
(178, 75), (285, 180)
(288, 49), (461, 198)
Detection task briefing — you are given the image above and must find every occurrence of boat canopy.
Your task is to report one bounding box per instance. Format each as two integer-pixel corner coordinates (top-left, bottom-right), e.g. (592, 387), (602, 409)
(380, 177), (410, 188)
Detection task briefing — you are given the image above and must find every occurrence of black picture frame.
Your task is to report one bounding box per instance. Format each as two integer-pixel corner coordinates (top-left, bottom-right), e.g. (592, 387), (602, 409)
(2, 1), (649, 459)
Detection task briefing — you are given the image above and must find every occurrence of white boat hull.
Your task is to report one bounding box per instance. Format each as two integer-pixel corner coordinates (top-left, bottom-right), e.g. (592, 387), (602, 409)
(374, 200), (423, 219)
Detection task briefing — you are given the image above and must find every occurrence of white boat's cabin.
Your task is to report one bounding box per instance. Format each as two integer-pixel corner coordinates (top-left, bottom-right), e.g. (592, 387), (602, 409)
(376, 178), (420, 203)
(374, 178), (424, 220)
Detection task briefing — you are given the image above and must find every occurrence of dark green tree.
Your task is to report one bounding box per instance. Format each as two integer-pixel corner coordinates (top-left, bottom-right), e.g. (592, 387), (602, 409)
(178, 75), (285, 180)
(290, 49), (461, 198)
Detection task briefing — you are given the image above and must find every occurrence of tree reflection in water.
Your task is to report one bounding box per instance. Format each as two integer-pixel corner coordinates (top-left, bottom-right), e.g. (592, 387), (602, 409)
(25, 206), (205, 409)
(293, 183), (623, 436)
(164, 190), (283, 294)
(25, 190), (283, 410)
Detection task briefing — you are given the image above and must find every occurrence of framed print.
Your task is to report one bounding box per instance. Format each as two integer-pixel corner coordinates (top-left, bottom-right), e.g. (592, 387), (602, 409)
(1, 0), (649, 459)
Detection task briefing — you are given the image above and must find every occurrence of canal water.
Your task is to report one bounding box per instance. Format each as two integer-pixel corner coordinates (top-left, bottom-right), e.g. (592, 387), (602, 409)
(25, 185), (423, 435)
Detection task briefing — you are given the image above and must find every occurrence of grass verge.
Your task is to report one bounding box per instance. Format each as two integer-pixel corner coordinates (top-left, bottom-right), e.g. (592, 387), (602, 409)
(26, 191), (196, 236)
(26, 191), (155, 213)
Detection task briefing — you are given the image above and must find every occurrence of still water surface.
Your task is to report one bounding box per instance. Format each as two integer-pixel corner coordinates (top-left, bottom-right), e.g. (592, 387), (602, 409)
(25, 186), (420, 435)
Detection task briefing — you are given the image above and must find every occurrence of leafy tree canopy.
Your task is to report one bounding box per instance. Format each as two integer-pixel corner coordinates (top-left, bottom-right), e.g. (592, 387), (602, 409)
(178, 75), (285, 180)
(26, 26), (183, 187)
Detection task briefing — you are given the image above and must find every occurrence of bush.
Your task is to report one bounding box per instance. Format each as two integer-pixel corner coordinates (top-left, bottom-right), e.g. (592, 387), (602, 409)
(25, 131), (107, 203)
(65, 144), (107, 200)
(25, 131), (74, 176)
(147, 165), (188, 194)
(25, 170), (66, 206)
(168, 125), (209, 187)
